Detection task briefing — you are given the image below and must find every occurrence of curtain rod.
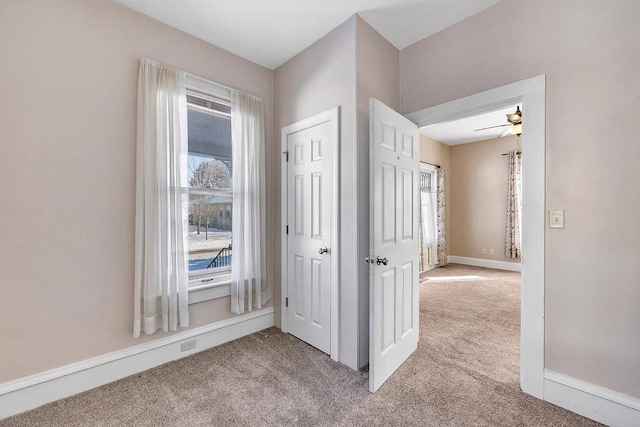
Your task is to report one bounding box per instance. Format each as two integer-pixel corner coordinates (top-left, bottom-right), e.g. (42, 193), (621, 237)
(421, 161), (441, 169)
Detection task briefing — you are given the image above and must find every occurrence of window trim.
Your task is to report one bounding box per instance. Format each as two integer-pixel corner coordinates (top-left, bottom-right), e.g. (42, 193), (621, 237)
(185, 73), (234, 303)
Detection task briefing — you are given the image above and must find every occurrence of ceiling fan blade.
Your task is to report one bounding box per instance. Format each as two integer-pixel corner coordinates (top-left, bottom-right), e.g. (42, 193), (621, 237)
(474, 123), (511, 132)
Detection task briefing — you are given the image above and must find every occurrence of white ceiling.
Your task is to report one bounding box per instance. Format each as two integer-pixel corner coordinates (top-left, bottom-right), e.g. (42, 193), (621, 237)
(420, 105), (520, 146)
(114, 0), (500, 69)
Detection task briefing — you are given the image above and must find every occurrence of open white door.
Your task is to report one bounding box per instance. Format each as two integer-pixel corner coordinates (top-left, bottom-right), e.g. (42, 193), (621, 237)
(369, 98), (420, 392)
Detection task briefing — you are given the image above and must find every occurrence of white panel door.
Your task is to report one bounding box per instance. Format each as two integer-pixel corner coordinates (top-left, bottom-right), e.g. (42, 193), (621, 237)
(286, 121), (333, 354)
(369, 98), (420, 392)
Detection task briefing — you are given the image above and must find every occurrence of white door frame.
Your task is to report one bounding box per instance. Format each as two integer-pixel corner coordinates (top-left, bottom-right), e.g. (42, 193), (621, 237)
(280, 107), (340, 362)
(406, 75), (546, 399)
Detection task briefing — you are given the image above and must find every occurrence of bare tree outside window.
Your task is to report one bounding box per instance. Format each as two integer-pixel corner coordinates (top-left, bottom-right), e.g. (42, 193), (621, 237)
(189, 158), (231, 238)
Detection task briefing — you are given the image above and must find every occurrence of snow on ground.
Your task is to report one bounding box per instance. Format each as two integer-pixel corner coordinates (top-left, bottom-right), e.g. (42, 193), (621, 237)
(187, 225), (231, 271)
(188, 224), (231, 254)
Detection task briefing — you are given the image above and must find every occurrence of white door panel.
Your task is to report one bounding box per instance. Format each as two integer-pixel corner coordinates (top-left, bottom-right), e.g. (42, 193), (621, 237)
(286, 121), (333, 354)
(369, 98), (419, 392)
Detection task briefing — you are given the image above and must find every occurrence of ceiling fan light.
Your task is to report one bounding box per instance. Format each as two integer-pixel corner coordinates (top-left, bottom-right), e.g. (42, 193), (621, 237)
(509, 124), (522, 136)
(506, 106), (522, 124)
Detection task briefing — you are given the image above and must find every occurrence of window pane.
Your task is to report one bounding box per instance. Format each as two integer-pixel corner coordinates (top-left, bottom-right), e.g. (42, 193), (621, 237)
(188, 155), (231, 190)
(188, 192), (232, 273)
(187, 107), (232, 183)
(186, 93), (233, 276)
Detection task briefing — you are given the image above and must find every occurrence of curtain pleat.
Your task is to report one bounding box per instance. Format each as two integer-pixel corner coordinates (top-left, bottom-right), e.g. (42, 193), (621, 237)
(436, 167), (447, 265)
(230, 91), (269, 314)
(505, 151), (522, 259)
(418, 199), (424, 272)
(134, 58), (189, 337)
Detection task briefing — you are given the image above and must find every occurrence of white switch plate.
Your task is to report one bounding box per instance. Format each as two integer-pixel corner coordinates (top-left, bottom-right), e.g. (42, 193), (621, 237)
(549, 210), (565, 229)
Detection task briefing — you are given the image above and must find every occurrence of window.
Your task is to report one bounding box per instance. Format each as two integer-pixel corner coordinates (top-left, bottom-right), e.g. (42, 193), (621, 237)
(420, 170), (433, 193)
(186, 90), (233, 284)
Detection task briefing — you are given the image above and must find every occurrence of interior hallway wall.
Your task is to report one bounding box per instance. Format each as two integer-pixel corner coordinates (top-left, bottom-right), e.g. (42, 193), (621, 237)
(400, 0), (640, 398)
(449, 136), (521, 263)
(273, 17), (359, 368)
(0, 0), (273, 383)
(274, 15), (400, 369)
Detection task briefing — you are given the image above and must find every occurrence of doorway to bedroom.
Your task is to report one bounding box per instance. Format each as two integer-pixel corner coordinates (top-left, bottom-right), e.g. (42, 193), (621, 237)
(416, 103), (524, 394)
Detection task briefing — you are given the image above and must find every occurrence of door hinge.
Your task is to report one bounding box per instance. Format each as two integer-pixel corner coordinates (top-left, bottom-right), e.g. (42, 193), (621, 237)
(285, 297), (288, 307)
(283, 151), (289, 162)
(286, 225), (289, 235)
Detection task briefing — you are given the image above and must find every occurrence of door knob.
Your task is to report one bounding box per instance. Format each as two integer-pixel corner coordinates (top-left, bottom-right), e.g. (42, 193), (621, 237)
(376, 256), (388, 266)
(318, 247), (329, 255)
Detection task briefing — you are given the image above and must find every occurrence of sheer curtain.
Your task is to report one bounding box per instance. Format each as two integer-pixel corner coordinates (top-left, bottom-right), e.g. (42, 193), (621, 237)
(230, 90), (269, 314)
(134, 58), (189, 337)
(505, 151), (522, 258)
(422, 191), (438, 267)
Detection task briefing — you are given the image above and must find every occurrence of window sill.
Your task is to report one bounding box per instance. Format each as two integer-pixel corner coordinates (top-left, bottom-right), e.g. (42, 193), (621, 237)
(188, 275), (231, 304)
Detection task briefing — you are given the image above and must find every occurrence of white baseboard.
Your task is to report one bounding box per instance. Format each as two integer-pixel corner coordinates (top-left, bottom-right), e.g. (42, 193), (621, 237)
(0, 307), (274, 420)
(544, 370), (640, 427)
(447, 255), (521, 272)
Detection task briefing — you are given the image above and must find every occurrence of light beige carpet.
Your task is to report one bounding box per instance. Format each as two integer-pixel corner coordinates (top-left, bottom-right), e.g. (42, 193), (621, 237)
(1, 264), (600, 426)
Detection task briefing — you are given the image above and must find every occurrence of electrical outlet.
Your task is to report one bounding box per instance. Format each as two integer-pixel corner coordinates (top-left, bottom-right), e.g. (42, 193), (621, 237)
(482, 248), (487, 254)
(181, 339), (196, 352)
(489, 248), (495, 255)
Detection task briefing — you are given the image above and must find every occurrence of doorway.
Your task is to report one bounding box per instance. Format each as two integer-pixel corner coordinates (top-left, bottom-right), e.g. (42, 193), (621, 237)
(280, 107), (340, 359)
(418, 108), (524, 407)
(405, 75), (545, 398)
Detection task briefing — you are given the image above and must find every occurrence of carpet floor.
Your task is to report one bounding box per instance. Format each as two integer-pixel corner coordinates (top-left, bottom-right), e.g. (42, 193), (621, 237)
(2, 264), (600, 426)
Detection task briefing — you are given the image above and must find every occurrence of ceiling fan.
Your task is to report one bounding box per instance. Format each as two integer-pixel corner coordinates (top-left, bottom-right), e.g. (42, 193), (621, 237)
(474, 106), (522, 136)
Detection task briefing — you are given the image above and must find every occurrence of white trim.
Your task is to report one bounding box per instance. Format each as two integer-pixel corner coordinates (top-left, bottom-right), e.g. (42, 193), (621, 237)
(447, 256), (521, 272)
(188, 282), (231, 304)
(0, 308), (274, 420)
(420, 162), (437, 173)
(281, 107), (340, 362)
(544, 370), (640, 427)
(406, 76), (545, 127)
(405, 75), (546, 399)
(185, 73), (233, 101)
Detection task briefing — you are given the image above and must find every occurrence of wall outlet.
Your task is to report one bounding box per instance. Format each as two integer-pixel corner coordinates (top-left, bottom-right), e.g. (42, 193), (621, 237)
(181, 339), (196, 352)
(482, 248), (487, 254)
(489, 248), (495, 255)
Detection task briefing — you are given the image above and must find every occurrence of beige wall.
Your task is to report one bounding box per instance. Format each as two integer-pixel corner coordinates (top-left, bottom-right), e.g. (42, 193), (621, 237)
(355, 16), (400, 367)
(401, 0), (640, 398)
(273, 17), (359, 368)
(419, 135), (451, 257)
(449, 136), (521, 263)
(0, 0), (273, 383)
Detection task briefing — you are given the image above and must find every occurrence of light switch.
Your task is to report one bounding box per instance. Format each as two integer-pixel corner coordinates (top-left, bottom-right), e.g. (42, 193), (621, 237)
(549, 210), (565, 229)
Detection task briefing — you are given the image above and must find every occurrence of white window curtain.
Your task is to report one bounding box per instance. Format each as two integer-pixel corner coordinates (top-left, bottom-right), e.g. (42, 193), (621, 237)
(422, 191), (438, 268)
(505, 151), (522, 259)
(230, 90), (269, 314)
(134, 58), (189, 337)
